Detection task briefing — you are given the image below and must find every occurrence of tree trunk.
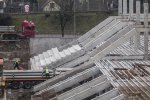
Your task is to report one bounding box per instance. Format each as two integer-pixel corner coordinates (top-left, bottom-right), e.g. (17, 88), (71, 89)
(61, 26), (64, 37)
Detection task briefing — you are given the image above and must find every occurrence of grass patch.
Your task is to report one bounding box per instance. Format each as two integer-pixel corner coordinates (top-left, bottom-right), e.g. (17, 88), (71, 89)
(11, 12), (117, 35)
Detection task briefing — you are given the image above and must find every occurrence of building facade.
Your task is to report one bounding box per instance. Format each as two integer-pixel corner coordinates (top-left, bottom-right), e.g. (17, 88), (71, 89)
(42, 0), (60, 12)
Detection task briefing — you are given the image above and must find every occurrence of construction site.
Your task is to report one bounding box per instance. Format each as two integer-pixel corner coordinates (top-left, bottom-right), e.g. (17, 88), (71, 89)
(0, 0), (150, 100)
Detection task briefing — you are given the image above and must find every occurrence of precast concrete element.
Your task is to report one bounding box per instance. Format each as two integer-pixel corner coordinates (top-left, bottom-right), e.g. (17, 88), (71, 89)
(111, 94), (125, 100)
(92, 28), (137, 61)
(118, 0), (122, 15)
(102, 55), (143, 60)
(92, 89), (120, 100)
(31, 44), (82, 69)
(58, 17), (116, 51)
(54, 75), (107, 100)
(89, 24), (134, 57)
(58, 39), (78, 51)
(33, 61), (94, 92)
(96, 60), (150, 100)
(3, 68), (71, 79)
(123, 0), (127, 15)
(119, 0), (150, 22)
(134, 0), (141, 49)
(31, 17), (118, 70)
(50, 49), (85, 69)
(79, 18), (118, 47)
(105, 35), (150, 60)
(57, 80), (112, 100)
(144, 3), (149, 59)
(35, 66), (101, 96)
(77, 17), (115, 45)
(59, 55), (90, 68)
(83, 21), (127, 51)
(129, 0), (134, 19)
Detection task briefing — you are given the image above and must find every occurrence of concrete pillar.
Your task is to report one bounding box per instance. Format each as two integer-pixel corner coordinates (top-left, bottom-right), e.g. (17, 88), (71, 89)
(129, 0), (134, 45)
(129, 0), (134, 19)
(87, 0), (89, 11)
(123, 0), (127, 15)
(134, 0), (141, 49)
(10, 0), (13, 5)
(144, 3), (149, 59)
(118, 0), (123, 15)
(136, 0), (141, 27)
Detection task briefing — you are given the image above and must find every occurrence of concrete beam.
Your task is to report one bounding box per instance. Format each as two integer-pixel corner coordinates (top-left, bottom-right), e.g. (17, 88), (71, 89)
(134, 1), (141, 49)
(123, 0), (127, 15)
(33, 61), (94, 92)
(50, 49), (85, 68)
(90, 25), (133, 57)
(78, 17), (115, 44)
(92, 89), (119, 100)
(118, 0), (123, 15)
(84, 21), (128, 51)
(119, 14), (150, 21)
(111, 94), (125, 100)
(58, 40), (78, 51)
(80, 19), (118, 47)
(92, 28), (137, 61)
(56, 75), (107, 100)
(136, 1), (141, 24)
(144, 3), (149, 59)
(102, 55), (144, 60)
(59, 80), (111, 100)
(129, 0), (134, 19)
(35, 66), (100, 96)
(60, 55), (90, 68)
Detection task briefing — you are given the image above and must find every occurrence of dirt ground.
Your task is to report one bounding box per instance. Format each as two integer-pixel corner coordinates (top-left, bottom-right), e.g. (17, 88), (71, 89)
(0, 39), (30, 70)
(6, 89), (32, 100)
(0, 39), (31, 100)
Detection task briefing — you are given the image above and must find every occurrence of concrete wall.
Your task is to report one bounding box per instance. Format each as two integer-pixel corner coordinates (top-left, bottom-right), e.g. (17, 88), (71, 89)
(30, 35), (77, 56)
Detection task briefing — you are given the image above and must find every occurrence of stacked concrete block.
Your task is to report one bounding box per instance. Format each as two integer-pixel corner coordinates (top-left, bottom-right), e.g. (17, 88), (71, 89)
(30, 45), (82, 70)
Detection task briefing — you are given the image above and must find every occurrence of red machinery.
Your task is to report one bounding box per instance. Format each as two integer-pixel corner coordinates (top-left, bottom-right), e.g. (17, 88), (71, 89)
(22, 20), (35, 37)
(0, 20), (35, 41)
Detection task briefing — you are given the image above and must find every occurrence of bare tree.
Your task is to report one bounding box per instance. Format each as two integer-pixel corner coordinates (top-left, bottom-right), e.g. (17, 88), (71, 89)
(58, 0), (74, 37)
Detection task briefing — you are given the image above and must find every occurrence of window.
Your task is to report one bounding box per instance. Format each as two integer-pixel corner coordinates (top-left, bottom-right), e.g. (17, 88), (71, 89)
(50, 3), (55, 8)
(25, 26), (32, 30)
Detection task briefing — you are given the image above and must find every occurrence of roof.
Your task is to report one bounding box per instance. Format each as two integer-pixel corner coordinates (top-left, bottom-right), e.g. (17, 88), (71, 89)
(40, 0), (60, 9)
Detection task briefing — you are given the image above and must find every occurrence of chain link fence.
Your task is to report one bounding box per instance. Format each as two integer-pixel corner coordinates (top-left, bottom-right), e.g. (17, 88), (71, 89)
(2, 0), (118, 14)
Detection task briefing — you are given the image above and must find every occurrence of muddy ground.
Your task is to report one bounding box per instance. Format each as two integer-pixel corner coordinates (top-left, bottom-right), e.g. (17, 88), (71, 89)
(0, 39), (30, 70)
(0, 39), (31, 100)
